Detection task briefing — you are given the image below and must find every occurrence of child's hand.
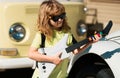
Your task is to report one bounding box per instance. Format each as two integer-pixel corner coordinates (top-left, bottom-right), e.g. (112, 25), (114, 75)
(73, 44), (86, 54)
(73, 48), (79, 54)
(89, 31), (102, 43)
(52, 52), (62, 65)
(73, 31), (102, 55)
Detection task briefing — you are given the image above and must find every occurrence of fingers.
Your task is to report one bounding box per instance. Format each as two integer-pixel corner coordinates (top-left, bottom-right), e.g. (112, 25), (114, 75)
(56, 52), (62, 58)
(52, 52), (62, 65)
(73, 49), (79, 54)
(90, 32), (102, 42)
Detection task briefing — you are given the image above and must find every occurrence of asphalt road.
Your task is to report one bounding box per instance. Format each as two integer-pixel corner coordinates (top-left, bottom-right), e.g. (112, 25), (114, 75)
(0, 68), (34, 78)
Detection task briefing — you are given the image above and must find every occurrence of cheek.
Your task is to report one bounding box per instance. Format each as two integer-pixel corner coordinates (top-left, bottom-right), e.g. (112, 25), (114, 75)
(50, 20), (56, 26)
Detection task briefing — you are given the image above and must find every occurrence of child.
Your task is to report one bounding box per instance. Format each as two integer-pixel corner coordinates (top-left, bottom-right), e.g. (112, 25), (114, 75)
(28, 0), (101, 78)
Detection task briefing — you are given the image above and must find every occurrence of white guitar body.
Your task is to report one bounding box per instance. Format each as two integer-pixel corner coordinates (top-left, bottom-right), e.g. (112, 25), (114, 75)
(38, 34), (70, 78)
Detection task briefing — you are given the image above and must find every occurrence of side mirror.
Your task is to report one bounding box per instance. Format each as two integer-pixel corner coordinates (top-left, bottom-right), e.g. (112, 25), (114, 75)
(76, 20), (87, 36)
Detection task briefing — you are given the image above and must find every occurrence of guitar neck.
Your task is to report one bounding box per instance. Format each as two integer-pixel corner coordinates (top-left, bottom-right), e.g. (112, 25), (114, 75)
(66, 20), (113, 53)
(65, 38), (90, 53)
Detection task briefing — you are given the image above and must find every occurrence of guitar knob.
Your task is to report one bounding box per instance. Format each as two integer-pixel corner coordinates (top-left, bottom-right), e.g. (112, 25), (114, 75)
(44, 70), (46, 73)
(42, 66), (46, 69)
(42, 63), (45, 65)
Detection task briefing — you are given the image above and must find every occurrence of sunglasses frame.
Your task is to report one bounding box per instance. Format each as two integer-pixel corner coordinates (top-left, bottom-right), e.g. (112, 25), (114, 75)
(51, 13), (66, 22)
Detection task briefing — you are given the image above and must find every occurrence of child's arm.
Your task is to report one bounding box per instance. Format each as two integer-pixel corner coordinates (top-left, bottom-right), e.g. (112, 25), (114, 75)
(28, 47), (62, 65)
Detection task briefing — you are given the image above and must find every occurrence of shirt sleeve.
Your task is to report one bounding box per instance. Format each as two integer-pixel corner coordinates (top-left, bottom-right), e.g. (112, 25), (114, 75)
(31, 32), (42, 49)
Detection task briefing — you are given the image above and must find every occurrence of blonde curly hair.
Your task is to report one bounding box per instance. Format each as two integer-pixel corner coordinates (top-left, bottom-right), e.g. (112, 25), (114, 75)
(37, 0), (71, 39)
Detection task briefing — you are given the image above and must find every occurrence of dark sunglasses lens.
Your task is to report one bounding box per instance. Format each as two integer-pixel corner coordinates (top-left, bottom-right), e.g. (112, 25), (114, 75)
(60, 13), (66, 19)
(52, 16), (59, 22)
(52, 13), (66, 22)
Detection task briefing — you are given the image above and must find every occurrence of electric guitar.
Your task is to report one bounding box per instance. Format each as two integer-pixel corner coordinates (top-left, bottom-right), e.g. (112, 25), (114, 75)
(37, 20), (113, 78)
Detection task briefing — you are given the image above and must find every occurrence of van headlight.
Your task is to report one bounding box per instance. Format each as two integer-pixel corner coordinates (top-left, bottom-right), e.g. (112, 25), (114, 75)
(9, 23), (26, 42)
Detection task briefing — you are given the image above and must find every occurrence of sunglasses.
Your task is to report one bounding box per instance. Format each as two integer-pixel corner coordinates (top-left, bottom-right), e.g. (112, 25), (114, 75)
(51, 13), (66, 22)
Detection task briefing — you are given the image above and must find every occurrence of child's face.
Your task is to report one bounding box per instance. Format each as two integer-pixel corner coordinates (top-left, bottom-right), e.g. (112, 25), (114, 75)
(50, 18), (63, 29)
(49, 13), (66, 30)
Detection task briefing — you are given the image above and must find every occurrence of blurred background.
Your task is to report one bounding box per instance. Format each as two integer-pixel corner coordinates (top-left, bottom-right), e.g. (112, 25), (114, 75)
(0, 0), (120, 78)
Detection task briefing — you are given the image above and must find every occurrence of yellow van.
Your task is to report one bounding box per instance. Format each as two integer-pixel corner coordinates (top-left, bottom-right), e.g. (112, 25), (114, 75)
(0, 0), (85, 77)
